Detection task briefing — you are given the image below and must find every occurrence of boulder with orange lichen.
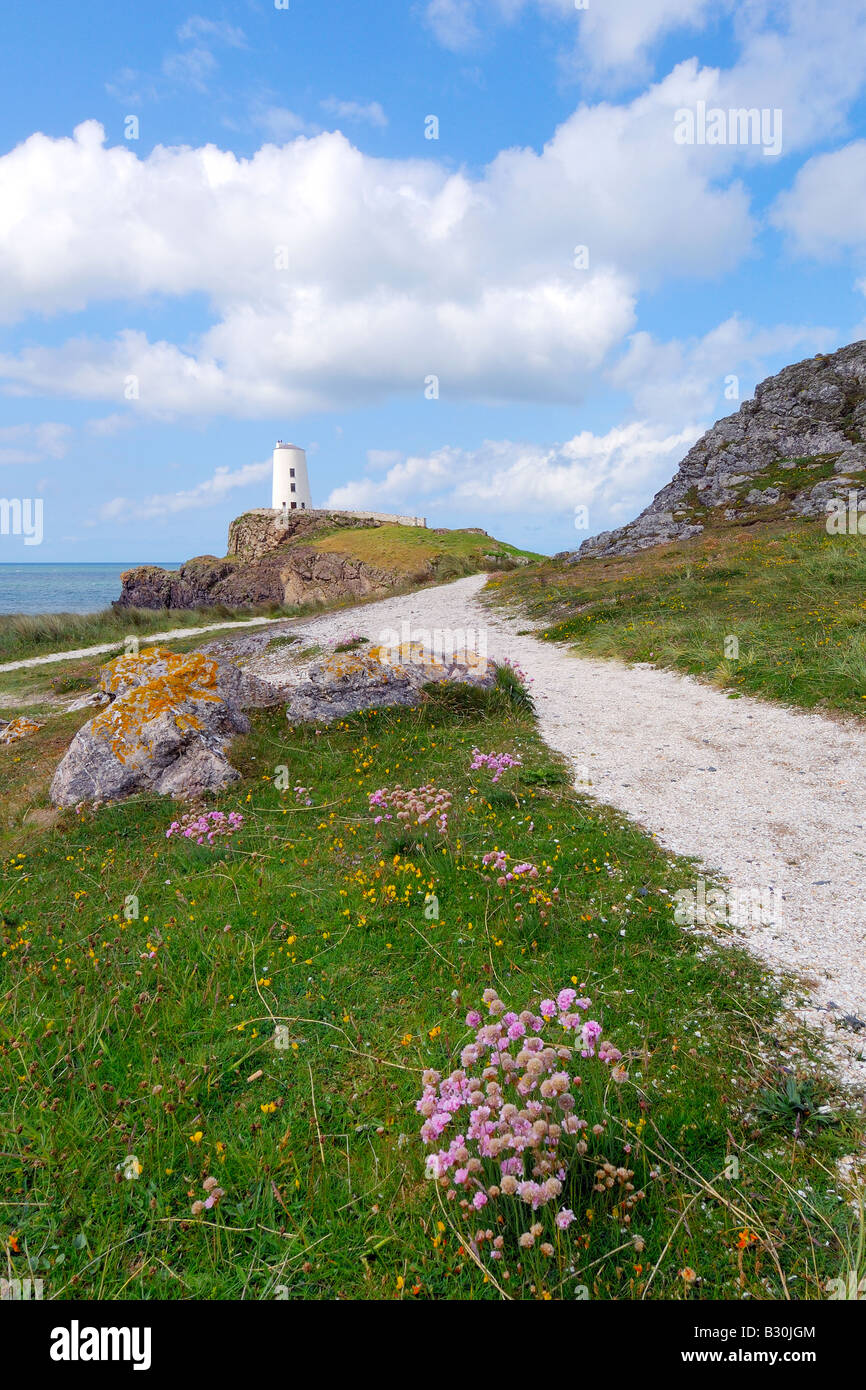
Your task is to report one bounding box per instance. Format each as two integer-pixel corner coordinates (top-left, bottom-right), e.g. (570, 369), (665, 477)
(0, 715), (43, 745)
(50, 646), (283, 806)
(286, 641), (496, 725)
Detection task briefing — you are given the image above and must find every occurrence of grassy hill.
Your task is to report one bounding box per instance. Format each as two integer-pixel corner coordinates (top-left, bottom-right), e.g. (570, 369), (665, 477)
(489, 517), (866, 720)
(310, 522), (541, 578)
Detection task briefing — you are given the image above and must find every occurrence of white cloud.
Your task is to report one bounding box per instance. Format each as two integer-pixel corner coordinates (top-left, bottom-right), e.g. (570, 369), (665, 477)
(0, 83), (758, 415)
(108, 13), (246, 104)
(609, 317), (836, 421)
(320, 98), (387, 128)
(250, 104), (318, 140)
(176, 16), (246, 49)
(99, 459), (271, 523)
(424, 0), (481, 52)
(424, 0), (717, 76)
(424, 0), (866, 131)
(0, 422), (72, 465)
(326, 312), (838, 532)
(328, 423), (700, 530)
(771, 140), (866, 259)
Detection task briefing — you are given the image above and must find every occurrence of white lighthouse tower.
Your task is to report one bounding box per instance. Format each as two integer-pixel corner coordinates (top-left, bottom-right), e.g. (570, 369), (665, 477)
(272, 441), (312, 512)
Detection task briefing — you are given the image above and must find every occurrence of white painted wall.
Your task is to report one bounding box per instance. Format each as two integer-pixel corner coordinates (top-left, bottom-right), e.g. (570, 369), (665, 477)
(272, 443), (312, 511)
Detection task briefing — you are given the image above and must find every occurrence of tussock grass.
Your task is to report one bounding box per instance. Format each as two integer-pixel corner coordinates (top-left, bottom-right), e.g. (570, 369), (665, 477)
(0, 680), (858, 1300)
(0, 605), (280, 667)
(490, 520), (866, 717)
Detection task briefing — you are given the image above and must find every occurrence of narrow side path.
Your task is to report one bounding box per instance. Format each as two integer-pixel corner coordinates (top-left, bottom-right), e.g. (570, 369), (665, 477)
(0, 615), (290, 674)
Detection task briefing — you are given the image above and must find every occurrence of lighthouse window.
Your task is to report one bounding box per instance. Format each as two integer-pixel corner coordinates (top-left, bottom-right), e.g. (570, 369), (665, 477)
(291, 501), (297, 510)
(290, 482), (296, 492)
(290, 468), (295, 477)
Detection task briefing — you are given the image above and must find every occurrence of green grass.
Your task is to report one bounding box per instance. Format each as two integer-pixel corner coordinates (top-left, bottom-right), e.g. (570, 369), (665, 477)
(0, 677), (860, 1300)
(0, 605), (285, 668)
(490, 520), (866, 718)
(0, 624), (291, 716)
(311, 524), (542, 578)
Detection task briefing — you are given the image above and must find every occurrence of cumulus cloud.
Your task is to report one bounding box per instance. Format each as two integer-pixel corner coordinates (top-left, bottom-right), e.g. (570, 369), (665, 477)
(99, 459), (271, 523)
(771, 140), (866, 259)
(328, 423), (701, 532)
(609, 317), (836, 421)
(424, 0), (866, 132)
(325, 312), (836, 534)
(0, 422), (72, 465)
(0, 72), (758, 416)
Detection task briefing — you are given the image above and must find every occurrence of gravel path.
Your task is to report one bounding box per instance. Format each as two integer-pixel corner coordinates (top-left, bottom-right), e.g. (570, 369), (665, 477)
(245, 572), (866, 1089)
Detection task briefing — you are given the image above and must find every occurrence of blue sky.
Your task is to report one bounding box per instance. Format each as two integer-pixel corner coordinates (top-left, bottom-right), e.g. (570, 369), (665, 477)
(1, 0), (865, 561)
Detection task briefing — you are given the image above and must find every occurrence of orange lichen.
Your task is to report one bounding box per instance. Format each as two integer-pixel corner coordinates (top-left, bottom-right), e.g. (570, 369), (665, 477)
(0, 715), (43, 745)
(91, 648), (225, 764)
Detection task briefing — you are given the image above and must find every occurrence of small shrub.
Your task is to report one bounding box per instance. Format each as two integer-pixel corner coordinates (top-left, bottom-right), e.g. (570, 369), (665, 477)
(520, 765), (568, 787)
(50, 673), (95, 695)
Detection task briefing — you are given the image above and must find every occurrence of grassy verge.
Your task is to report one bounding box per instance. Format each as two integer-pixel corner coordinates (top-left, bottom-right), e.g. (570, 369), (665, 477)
(0, 674), (860, 1300)
(489, 520), (866, 719)
(0, 606), (290, 669)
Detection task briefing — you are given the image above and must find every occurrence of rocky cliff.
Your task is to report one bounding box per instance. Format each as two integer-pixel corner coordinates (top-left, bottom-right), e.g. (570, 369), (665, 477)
(568, 340), (866, 562)
(115, 508), (530, 611)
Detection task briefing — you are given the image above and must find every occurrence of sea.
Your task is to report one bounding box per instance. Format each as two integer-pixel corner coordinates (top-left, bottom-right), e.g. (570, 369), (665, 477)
(0, 564), (180, 615)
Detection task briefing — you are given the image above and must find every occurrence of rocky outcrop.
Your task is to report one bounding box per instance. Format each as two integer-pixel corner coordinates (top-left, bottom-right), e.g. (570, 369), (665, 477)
(287, 642), (497, 725)
(116, 506), (533, 610)
(227, 508), (383, 560)
(565, 340), (866, 562)
(50, 646), (281, 806)
(116, 544), (400, 611)
(115, 509), (425, 610)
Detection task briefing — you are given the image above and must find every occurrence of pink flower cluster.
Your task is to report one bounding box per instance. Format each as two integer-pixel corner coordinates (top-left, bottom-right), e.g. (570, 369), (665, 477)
(369, 783), (451, 834)
(482, 850), (551, 885)
(470, 748), (523, 784)
(294, 784), (313, 806)
(166, 810), (244, 846)
(502, 657), (532, 687)
(417, 987), (625, 1243)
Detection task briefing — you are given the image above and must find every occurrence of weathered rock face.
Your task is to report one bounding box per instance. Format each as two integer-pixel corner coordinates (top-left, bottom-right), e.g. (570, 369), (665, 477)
(566, 340), (866, 562)
(115, 509), (416, 611)
(287, 642), (497, 724)
(50, 647), (280, 806)
(227, 508), (382, 560)
(116, 544), (400, 611)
